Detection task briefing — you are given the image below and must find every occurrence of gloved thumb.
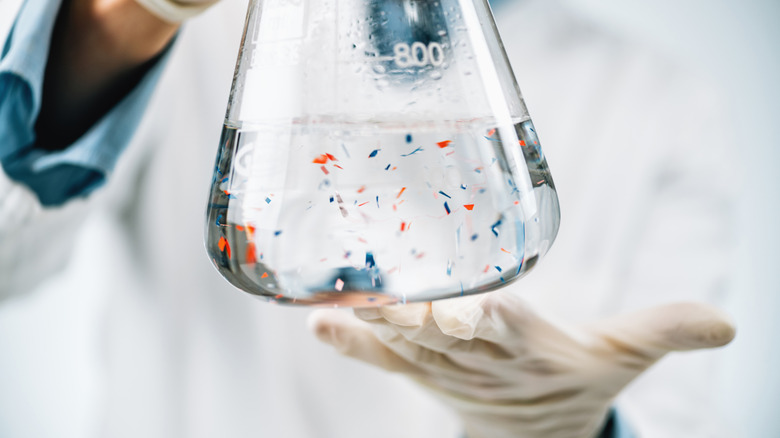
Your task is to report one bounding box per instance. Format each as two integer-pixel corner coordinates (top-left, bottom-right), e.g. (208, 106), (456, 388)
(587, 302), (736, 360)
(308, 309), (422, 374)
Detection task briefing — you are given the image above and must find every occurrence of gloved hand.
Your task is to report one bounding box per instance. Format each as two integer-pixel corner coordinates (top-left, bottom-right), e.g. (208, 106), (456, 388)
(135, 0), (220, 22)
(309, 292), (735, 438)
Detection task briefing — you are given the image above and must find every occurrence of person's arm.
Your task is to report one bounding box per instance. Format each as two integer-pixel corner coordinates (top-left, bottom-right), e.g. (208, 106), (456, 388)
(36, 0), (178, 149)
(0, 0), (199, 298)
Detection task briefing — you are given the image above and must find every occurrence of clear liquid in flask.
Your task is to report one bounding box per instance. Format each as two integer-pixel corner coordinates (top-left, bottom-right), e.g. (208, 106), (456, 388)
(205, 118), (559, 306)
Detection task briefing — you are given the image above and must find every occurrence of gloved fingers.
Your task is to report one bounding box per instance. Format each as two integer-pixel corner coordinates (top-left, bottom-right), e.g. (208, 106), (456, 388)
(587, 301), (736, 362)
(308, 309), (422, 374)
(135, 0), (219, 23)
(432, 291), (574, 348)
(355, 300), (516, 359)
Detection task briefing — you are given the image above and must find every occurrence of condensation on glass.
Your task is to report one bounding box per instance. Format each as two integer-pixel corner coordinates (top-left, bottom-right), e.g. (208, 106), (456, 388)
(205, 0), (560, 307)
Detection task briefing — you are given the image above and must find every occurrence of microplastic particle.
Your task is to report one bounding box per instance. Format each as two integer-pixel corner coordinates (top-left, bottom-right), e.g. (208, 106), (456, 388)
(519, 140), (526, 146)
(274, 230), (283, 236)
(444, 202), (451, 214)
(320, 166), (329, 175)
(400, 222), (407, 232)
(221, 177), (229, 183)
(330, 196), (334, 202)
(401, 147), (424, 157)
(375, 196), (379, 207)
(265, 197), (272, 204)
(501, 248), (511, 254)
(460, 282), (465, 296)
(275, 294), (283, 299)
(335, 278), (345, 291)
(437, 140), (452, 148)
(460, 184), (467, 190)
(495, 265), (503, 273)
(463, 204), (474, 211)
(405, 134), (412, 143)
(236, 225), (244, 231)
(396, 187), (406, 198)
(325, 153), (337, 161)
(438, 190), (451, 199)
(357, 186), (366, 193)
(220, 237), (231, 258)
(471, 233), (478, 241)
(358, 201), (369, 207)
(491, 219), (502, 237)
(365, 252), (376, 268)
(385, 164), (391, 170)
(246, 243), (257, 263)
(333, 164), (343, 170)
(341, 143), (351, 158)
(215, 214), (223, 226)
(487, 129), (496, 136)
(368, 149), (380, 158)
(536, 179), (545, 185)
(446, 259), (453, 276)
(313, 154), (329, 164)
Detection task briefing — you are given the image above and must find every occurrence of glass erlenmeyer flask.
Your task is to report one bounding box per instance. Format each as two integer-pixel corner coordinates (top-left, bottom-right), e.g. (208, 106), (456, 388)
(205, 0), (560, 306)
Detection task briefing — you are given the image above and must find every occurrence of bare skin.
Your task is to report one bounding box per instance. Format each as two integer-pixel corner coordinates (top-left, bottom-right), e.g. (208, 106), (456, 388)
(35, 0), (178, 149)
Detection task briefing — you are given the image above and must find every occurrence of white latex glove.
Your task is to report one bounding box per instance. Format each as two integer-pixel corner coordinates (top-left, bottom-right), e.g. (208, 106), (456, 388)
(309, 291), (735, 438)
(135, 0), (219, 22)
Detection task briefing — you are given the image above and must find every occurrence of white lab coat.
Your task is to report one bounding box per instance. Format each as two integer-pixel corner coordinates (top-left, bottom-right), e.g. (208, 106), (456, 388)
(0, 0), (736, 437)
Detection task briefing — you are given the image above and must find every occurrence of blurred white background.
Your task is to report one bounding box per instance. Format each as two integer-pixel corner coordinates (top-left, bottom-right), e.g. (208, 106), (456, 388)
(566, 0), (780, 434)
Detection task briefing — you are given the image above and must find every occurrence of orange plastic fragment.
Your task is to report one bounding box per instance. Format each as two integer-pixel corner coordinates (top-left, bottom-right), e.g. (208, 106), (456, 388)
(463, 204), (474, 211)
(357, 185), (366, 193)
(312, 154), (329, 164)
(325, 153), (337, 161)
(400, 222), (407, 231)
(236, 225), (245, 231)
(519, 140), (526, 146)
(396, 187), (406, 198)
(320, 166), (329, 175)
(437, 140), (452, 148)
(218, 236), (227, 251)
(246, 242), (257, 263)
(261, 272), (269, 279)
